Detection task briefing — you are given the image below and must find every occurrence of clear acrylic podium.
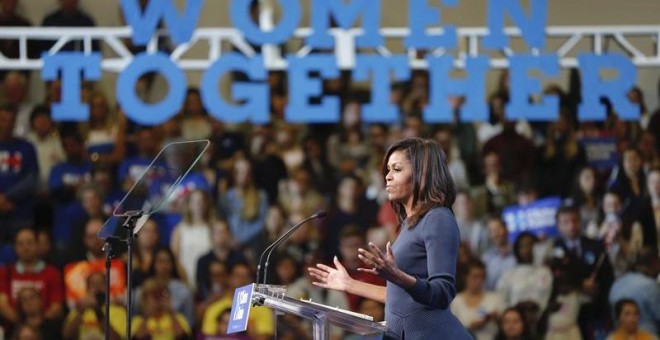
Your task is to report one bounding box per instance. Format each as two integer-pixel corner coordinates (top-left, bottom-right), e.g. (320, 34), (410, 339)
(252, 284), (387, 340)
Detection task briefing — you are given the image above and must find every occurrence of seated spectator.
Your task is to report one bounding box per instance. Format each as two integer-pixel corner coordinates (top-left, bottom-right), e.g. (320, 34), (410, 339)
(608, 248), (660, 335)
(170, 189), (215, 289)
(195, 221), (246, 300)
(0, 1), (34, 75)
(433, 126), (471, 190)
(451, 260), (504, 340)
(278, 166), (327, 217)
(201, 261), (274, 339)
(549, 205), (615, 339)
(48, 132), (92, 251)
(194, 259), (228, 326)
(132, 278), (191, 340)
(62, 271), (125, 340)
(0, 228), (64, 324)
(2, 72), (34, 138)
(543, 266), (584, 340)
(482, 120), (535, 182)
(497, 232), (553, 311)
(470, 152), (515, 217)
(63, 218), (106, 266)
(117, 126), (160, 193)
(219, 158), (269, 262)
(0, 105), (39, 239)
(9, 324), (42, 340)
(480, 216), (516, 291)
(25, 105), (65, 194)
(180, 87), (212, 140)
(12, 287), (61, 340)
(132, 218), (160, 287)
(572, 165), (603, 233)
(644, 168), (660, 252)
(133, 246), (194, 328)
(41, 0), (100, 52)
(80, 92), (126, 168)
(494, 306), (534, 340)
(454, 190), (489, 257)
(336, 225), (385, 311)
(606, 299), (658, 340)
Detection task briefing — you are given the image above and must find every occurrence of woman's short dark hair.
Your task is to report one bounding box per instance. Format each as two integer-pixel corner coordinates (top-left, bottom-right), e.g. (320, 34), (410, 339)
(382, 137), (456, 230)
(614, 298), (638, 320)
(513, 231), (538, 263)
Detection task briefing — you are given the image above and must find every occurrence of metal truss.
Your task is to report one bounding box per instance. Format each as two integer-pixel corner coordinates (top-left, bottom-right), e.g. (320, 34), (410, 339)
(0, 24), (658, 71)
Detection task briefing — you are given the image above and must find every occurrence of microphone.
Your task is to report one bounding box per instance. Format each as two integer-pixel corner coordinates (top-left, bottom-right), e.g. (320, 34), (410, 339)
(256, 211), (327, 286)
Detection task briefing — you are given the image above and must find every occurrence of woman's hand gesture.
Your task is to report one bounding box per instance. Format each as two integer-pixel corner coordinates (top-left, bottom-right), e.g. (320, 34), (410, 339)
(308, 256), (354, 292)
(357, 241), (415, 288)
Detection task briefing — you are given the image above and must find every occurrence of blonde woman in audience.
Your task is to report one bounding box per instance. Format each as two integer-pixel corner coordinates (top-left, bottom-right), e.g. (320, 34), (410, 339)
(451, 260), (505, 340)
(170, 189), (215, 289)
(79, 92), (126, 167)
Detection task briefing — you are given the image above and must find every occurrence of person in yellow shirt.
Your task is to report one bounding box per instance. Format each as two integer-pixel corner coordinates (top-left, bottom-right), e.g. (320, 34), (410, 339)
(606, 299), (658, 340)
(132, 278), (191, 340)
(201, 261), (273, 339)
(62, 271), (126, 340)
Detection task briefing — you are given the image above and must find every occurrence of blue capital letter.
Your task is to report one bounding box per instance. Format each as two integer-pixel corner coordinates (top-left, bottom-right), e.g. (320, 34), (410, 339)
(230, 0), (300, 45)
(201, 53), (269, 124)
(425, 55), (490, 122)
(353, 55), (410, 123)
(507, 54), (559, 121)
(578, 53), (639, 121)
(483, 0), (547, 49)
(116, 52), (186, 125)
(41, 52), (101, 121)
(307, 0), (383, 48)
(405, 0), (458, 49)
(120, 0), (204, 45)
(285, 55), (340, 123)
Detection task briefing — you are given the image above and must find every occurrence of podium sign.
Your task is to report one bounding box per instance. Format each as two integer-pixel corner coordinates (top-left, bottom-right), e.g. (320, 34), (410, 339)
(227, 283), (255, 334)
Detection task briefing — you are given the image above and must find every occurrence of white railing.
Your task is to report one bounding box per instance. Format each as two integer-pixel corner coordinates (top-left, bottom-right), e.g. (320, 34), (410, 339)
(0, 25), (658, 71)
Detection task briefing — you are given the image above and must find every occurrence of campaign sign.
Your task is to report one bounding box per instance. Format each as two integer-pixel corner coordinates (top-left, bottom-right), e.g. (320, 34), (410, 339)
(502, 197), (562, 242)
(227, 283), (255, 334)
(579, 137), (618, 170)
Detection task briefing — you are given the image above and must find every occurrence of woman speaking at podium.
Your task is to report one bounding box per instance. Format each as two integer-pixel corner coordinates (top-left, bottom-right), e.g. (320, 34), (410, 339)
(309, 137), (473, 340)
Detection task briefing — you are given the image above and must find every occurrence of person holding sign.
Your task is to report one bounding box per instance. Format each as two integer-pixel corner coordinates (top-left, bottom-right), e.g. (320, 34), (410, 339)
(308, 137), (472, 339)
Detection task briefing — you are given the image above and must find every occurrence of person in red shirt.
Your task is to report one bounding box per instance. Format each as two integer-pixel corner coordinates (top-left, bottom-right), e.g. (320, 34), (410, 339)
(0, 227), (64, 324)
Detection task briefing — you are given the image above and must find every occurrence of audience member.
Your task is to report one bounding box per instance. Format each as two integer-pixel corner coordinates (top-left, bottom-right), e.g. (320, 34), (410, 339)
(451, 260), (504, 340)
(481, 216), (516, 291)
(40, 0), (99, 52)
(0, 105), (39, 239)
(606, 299), (658, 340)
(0, 228), (64, 324)
(454, 190), (489, 257)
(133, 278), (192, 340)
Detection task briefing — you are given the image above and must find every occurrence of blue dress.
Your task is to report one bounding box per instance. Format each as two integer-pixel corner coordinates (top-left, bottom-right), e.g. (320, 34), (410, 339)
(385, 207), (473, 340)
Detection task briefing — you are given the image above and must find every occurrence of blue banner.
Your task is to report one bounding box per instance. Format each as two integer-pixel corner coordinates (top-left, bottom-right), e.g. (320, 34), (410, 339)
(579, 137), (618, 170)
(502, 196), (562, 242)
(227, 283), (255, 334)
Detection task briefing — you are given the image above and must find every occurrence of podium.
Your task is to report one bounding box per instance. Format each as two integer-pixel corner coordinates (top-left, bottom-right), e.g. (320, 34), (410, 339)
(243, 284), (388, 340)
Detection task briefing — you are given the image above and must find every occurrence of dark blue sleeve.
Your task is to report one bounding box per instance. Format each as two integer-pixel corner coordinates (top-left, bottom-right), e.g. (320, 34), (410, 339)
(404, 210), (459, 309)
(5, 141), (39, 201)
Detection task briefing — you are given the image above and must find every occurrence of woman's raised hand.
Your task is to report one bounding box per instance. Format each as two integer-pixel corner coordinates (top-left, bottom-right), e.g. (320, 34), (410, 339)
(358, 241), (415, 288)
(308, 256), (354, 292)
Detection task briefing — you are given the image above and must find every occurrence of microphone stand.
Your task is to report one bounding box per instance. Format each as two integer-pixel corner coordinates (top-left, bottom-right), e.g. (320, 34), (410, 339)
(256, 211), (326, 287)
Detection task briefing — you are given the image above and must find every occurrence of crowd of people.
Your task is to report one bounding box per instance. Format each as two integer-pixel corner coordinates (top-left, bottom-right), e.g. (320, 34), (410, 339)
(1, 0), (660, 340)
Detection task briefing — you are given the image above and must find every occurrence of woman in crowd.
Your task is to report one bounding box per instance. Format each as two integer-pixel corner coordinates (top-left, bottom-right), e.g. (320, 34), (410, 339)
(451, 260), (504, 340)
(132, 278), (192, 340)
(494, 306), (534, 340)
(134, 246), (194, 328)
(170, 189), (215, 289)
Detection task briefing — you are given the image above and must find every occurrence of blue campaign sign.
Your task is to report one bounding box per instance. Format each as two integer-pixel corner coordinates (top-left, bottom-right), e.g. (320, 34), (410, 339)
(502, 197), (562, 242)
(227, 283), (255, 334)
(579, 137), (618, 170)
